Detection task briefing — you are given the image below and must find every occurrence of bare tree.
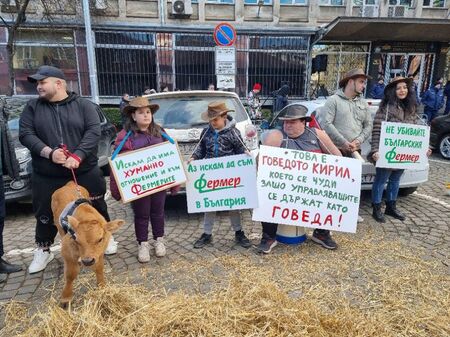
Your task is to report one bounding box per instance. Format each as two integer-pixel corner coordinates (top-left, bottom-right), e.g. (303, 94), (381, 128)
(1, 0), (31, 96)
(0, 0), (109, 96)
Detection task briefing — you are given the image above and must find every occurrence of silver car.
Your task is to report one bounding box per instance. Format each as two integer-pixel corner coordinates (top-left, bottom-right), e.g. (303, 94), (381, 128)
(144, 91), (259, 161)
(270, 99), (428, 196)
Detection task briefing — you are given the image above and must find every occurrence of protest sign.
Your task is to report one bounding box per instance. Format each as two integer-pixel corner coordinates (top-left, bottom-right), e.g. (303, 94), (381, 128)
(376, 122), (430, 170)
(186, 154), (258, 213)
(109, 141), (186, 203)
(252, 146), (362, 233)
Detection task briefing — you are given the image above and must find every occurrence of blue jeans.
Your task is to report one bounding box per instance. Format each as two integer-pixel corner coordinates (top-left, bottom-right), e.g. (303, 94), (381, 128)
(371, 168), (405, 204)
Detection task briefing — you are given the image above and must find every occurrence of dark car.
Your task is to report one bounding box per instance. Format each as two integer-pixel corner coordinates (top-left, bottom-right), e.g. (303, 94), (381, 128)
(430, 114), (450, 159)
(4, 104), (116, 203)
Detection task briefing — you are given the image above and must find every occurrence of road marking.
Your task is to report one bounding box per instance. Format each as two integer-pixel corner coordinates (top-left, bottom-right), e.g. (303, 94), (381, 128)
(5, 244), (61, 257)
(413, 192), (450, 208)
(429, 158), (450, 165)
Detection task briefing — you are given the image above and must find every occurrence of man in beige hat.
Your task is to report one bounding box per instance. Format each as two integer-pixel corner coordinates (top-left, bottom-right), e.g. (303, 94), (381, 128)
(322, 68), (373, 223)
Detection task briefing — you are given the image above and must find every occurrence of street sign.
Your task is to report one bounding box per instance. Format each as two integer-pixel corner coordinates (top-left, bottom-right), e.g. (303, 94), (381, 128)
(213, 23), (237, 47)
(217, 75), (235, 89)
(215, 46), (236, 75)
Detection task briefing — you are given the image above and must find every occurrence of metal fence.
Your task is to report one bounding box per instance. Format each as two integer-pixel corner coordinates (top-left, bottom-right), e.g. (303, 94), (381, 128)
(94, 31), (310, 99)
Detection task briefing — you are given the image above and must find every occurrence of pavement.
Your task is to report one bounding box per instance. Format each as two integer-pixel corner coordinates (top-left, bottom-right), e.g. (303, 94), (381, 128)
(0, 155), (449, 307)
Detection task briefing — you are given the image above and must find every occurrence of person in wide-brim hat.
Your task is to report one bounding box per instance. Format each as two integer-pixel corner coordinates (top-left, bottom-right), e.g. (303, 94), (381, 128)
(339, 68), (372, 88)
(123, 96), (159, 115)
(201, 101), (234, 121)
(278, 104), (312, 122)
(384, 76), (413, 94)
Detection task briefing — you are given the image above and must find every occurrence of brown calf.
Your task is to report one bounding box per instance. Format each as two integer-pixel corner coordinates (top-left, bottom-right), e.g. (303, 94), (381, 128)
(51, 181), (124, 307)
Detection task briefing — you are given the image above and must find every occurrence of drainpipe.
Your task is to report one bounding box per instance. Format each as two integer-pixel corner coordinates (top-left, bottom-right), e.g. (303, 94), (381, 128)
(82, 0), (100, 104)
(160, 0), (166, 25)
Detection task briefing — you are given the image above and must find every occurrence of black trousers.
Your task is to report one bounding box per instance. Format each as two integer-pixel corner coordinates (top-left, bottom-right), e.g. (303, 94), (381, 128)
(32, 167), (110, 247)
(0, 174), (5, 257)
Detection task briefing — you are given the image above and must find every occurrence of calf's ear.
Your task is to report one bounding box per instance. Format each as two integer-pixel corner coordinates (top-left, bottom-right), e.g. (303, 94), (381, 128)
(106, 219), (125, 233)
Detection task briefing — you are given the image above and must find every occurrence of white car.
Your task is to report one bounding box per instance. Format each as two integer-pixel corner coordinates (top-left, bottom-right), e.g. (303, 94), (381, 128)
(269, 99), (428, 195)
(144, 91), (259, 161)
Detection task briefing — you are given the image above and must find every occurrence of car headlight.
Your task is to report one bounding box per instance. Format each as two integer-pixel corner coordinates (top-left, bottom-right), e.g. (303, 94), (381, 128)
(15, 147), (31, 164)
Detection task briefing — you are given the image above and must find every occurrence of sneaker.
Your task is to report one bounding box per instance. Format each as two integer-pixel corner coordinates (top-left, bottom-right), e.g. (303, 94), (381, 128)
(311, 230), (337, 250)
(105, 235), (118, 255)
(235, 230), (251, 248)
(28, 249), (54, 274)
(357, 215), (364, 223)
(154, 237), (166, 257)
(137, 242), (150, 263)
(193, 233), (212, 249)
(256, 236), (278, 254)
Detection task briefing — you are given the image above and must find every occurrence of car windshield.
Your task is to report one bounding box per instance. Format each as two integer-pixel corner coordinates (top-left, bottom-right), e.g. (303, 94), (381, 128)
(150, 96), (248, 129)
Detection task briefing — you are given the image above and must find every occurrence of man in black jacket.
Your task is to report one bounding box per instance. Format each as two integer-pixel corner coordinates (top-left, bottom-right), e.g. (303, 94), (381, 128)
(19, 65), (114, 274)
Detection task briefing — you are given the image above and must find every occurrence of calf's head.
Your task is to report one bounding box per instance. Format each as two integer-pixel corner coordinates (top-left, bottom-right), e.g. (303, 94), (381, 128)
(66, 205), (124, 266)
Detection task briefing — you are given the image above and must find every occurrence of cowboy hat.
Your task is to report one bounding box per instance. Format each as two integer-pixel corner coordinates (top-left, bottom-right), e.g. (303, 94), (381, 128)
(384, 76), (413, 93)
(339, 68), (372, 88)
(201, 101), (234, 121)
(278, 104), (311, 122)
(123, 96), (159, 114)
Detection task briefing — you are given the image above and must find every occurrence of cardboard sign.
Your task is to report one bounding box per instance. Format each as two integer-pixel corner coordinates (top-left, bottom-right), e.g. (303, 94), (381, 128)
(252, 146), (362, 233)
(109, 141), (186, 203)
(186, 154), (258, 213)
(376, 122), (430, 170)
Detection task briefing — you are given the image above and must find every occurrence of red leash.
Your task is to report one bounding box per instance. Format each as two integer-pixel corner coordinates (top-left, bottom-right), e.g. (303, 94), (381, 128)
(59, 144), (83, 198)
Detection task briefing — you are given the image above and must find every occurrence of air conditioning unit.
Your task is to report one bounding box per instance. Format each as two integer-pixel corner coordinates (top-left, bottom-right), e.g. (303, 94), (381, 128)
(388, 6), (405, 17)
(94, 0), (107, 10)
(361, 5), (379, 17)
(172, 0), (193, 17)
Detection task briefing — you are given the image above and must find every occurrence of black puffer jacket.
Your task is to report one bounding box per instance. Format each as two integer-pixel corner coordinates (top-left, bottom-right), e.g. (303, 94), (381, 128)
(192, 116), (247, 159)
(19, 92), (101, 177)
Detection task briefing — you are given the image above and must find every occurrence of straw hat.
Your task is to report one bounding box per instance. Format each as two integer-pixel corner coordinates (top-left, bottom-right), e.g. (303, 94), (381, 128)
(339, 68), (372, 88)
(201, 101), (234, 121)
(384, 76), (413, 93)
(278, 104), (311, 122)
(123, 96), (159, 114)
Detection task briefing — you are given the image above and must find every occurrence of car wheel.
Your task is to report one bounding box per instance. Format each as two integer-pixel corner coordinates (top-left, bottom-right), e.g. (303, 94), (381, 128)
(398, 187), (417, 196)
(439, 134), (450, 159)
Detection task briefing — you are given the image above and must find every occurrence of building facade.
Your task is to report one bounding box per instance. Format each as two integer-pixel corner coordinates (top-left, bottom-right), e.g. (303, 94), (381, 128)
(0, 0), (449, 102)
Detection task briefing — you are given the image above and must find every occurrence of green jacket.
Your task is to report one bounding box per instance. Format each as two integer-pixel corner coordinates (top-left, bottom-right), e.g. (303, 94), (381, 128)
(322, 89), (373, 148)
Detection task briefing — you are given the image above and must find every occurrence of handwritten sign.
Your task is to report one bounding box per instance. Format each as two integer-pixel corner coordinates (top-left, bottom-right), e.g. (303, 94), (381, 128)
(376, 122), (430, 170)
(252, 146), (362, 233)
(109, 141), (186, 203)
(217, 75), (235, 89)
(186, 154), (258, 213)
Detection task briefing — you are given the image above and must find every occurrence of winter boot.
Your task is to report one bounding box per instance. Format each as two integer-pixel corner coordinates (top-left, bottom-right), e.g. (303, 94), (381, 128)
(372, 203), (386, 223)
(385, 201), (406, 221)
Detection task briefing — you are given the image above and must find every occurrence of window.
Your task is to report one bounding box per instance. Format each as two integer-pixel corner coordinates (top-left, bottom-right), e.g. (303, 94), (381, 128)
(12, 30), (78, 95)
(95, 31), (157, 96)
(423, 0), (445, 7)
(245, 0), (272, 4)
(353, 0), (378, 4)
(388, 0), (410, 5)
(319, 0), (344, 4)
(248, 36), (309, 98)
(280, 0), (307, 4)
(206, 0), (235, 3)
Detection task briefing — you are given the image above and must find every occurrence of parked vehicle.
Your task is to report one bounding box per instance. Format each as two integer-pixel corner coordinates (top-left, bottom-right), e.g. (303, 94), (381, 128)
(144, 91), (259, 160)
(267, 99), (428, 195)
(430, 114), (450, 159)
(5, 104), (116, 203)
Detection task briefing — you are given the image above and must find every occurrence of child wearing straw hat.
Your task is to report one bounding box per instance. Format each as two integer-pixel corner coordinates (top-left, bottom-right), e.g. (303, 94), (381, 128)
(189, 101), (252, 249)
(110, 96), (179, 263)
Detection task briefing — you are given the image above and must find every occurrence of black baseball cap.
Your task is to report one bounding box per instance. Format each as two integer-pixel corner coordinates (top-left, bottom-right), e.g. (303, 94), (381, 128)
(27, 65), (66, 83)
